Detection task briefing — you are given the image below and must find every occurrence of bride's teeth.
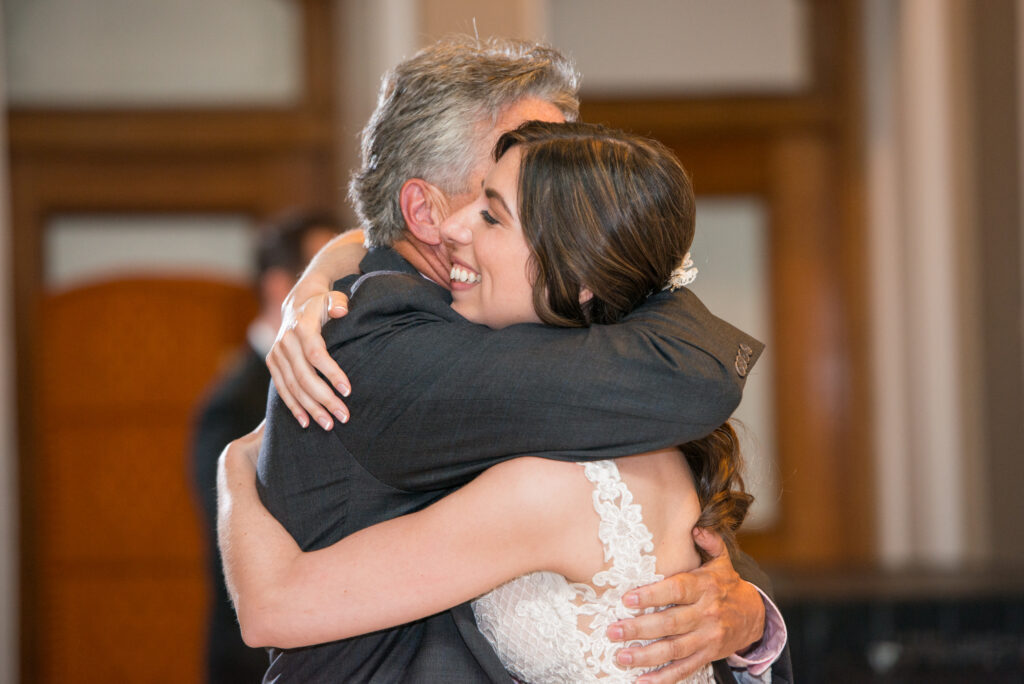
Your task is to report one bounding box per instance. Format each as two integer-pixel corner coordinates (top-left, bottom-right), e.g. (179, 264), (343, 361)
(450, 265), (480, 284)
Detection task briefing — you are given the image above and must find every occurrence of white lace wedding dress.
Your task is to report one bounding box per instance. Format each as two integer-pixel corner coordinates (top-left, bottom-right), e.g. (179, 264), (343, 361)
(471, 460), (715, 684)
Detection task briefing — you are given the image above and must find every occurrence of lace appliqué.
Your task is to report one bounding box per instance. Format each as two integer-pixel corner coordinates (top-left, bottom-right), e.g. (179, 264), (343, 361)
(471, 461), (714, 683)
(664, 252), (698, 291)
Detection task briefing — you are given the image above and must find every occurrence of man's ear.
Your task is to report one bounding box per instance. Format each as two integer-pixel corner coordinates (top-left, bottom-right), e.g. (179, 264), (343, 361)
(399, 178), (446, 245)
(579, 287), (594, 305)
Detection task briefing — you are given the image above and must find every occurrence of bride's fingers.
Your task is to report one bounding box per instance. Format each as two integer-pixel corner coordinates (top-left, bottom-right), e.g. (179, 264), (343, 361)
(269, 335), (331, 429)
(266, 347), (309, 428)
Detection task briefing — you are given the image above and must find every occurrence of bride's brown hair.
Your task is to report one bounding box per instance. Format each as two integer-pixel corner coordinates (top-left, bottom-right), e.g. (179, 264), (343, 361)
(495, 120), (753, 545)
(494, 120), (694, 327)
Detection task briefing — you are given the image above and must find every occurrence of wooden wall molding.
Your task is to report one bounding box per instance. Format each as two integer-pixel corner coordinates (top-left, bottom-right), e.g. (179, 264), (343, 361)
(583, 0), (871, 567)
(10, 1), (340, 680)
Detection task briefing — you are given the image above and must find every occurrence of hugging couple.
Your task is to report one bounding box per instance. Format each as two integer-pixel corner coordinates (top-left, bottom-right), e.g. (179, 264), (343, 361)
(217, 36), (790, 684)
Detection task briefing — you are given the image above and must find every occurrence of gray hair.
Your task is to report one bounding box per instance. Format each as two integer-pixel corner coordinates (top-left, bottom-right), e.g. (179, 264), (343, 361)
(349, 35), (580, 247)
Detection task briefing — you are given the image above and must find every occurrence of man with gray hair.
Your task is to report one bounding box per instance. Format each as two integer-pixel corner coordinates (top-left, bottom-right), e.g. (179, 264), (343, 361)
(249, 36), (789, 683)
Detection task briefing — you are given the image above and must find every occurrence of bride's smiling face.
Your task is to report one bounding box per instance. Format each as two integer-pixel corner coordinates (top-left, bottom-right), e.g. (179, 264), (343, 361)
(442, 147), (540, 329)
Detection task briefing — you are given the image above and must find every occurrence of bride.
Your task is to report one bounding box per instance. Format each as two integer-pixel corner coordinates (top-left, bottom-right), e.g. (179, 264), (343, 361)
(219, 121), (759, 683)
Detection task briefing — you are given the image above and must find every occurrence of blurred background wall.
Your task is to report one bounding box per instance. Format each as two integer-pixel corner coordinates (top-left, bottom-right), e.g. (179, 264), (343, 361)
(2, 0), (1022, 681)
(1, 5), (17, 683)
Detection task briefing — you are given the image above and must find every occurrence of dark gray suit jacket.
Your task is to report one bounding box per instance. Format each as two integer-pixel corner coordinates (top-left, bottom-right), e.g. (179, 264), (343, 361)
(256, 247), (784, 683)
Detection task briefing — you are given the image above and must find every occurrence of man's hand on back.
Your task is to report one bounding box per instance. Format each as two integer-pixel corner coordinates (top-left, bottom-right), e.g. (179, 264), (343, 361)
(607, 529), (765, 683)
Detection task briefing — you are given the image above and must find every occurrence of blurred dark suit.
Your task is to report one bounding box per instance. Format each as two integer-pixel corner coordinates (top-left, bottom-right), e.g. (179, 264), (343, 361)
(192, 341), (271, 683)
(191, 208), (338, 683)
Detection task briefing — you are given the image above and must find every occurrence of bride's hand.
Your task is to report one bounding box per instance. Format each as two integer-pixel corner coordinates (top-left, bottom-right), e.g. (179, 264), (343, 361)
(266, 285), (351, 431)
(265, 229), (367, 431)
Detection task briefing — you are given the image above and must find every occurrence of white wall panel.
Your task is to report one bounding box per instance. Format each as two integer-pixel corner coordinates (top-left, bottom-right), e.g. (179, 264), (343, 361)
(5, 0), (301, 106)
(691, 198), (779, 529)
(45, 214), (255, 290)
(547, 0), (809, 95)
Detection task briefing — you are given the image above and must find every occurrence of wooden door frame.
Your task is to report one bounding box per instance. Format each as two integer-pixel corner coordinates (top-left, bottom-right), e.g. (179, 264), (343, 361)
(580, 0), (871, 566)
(7, 1), (339, 678)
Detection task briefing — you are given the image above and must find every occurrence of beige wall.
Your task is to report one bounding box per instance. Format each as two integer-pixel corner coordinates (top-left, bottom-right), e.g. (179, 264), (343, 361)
(6, 0), (301, 106)
(547, 0), (808, 95)
(866, 0), (1024, 566)
(420, 0), (544, 40)
(1, 4), (19, 679)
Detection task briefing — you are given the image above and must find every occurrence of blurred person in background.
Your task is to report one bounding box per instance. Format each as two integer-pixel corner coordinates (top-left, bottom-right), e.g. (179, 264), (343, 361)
(191, 208), (340, 683)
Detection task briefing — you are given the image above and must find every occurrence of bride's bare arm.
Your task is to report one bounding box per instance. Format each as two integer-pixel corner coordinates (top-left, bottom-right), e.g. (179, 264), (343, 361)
(265, 230), (366, 431)
(217, 436), (584, 649)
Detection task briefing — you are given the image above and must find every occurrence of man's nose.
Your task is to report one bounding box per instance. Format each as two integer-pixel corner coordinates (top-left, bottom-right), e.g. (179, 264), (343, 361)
(442, 216), (473, 245)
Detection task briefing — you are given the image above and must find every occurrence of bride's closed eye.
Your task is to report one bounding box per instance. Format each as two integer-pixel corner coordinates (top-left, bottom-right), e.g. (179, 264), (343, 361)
(480, 210), (500, 226)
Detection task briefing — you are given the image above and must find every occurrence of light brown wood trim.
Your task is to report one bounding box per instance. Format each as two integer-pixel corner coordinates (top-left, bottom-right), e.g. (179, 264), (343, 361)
(831, 0), (874, 564)
(11, 2), (339, 679)
(580, 0), (872, 566)
(7, 110), (334, 154)
(582, 0), (848, 138)
(7, 0), (338, 155)
(581, 96), (835, 138)
(301, 0), (339, 113)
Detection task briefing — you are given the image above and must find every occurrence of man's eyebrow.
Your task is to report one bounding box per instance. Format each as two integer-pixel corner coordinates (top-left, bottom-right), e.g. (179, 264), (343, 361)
(484, 188), (512, 218)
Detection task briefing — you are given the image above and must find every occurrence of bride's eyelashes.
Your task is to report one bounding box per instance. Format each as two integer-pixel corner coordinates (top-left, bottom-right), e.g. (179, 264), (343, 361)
(480, 209), (500, 226)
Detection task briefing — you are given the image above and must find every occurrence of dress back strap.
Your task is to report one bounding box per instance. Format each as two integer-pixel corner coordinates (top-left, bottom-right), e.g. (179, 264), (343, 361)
(579, 461), (660, 590)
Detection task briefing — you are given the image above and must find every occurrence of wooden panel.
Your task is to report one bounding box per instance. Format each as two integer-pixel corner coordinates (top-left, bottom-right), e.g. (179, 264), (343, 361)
(664, 136), (772, 196)
(11, 3), (339, 681)
(40, 280), (257, 409)
(27, 279), (255, 683)
(759, 133), (847, 564)
(579, 0), (872, 568)
(37, 422), (203, 563)
(8, 110), (333, 154)
(36, 572), (205, 683)
(582, 96), (833, 139)
(8, 153), (334, 214)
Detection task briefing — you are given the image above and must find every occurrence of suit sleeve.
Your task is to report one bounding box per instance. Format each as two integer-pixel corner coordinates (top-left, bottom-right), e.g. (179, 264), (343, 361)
(329, 272), (764, 490)
(729, 550), (793, 682)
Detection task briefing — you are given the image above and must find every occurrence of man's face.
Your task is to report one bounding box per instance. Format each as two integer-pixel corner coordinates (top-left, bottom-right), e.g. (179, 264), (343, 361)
(438, 97), (565, 245)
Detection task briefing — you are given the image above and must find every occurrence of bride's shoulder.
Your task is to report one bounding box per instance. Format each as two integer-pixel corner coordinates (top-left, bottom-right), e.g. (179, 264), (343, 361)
(476, 458), (595, 514)
(484, 457), (590, 485)
(473, 458), (606, 577)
